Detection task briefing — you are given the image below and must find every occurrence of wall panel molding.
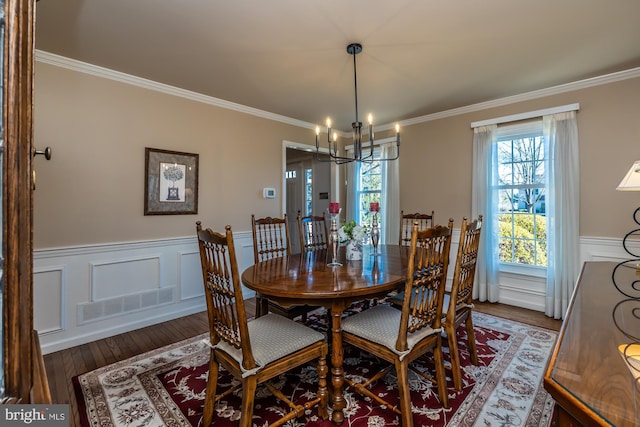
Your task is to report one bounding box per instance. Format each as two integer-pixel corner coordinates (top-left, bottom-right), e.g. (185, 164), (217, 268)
(34, 231), (254, 354)
(33, 265), (66, 335)
(90, 255), (162, 301)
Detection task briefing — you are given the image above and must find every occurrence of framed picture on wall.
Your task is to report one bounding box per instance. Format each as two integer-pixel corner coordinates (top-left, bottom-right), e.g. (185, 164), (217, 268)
(144, 147), (199, 215)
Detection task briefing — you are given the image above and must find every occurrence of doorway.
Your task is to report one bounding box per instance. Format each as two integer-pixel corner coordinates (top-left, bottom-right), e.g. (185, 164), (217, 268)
(284, 146), (332, 253)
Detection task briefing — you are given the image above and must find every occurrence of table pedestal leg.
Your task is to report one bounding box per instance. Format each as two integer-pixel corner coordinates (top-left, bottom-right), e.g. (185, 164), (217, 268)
(255, 293), (269, 318)
(330, 305), (346, 424)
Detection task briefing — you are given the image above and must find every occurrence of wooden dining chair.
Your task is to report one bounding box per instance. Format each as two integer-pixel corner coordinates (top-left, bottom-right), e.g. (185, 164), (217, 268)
(297, 211), (329, 252)
(399, 210), (435, 246)
(251, 214), (315, 321)
(196, 222), (329, 427)
(341, 219), (454, 426)
(388, 210), (436, 308)
(442, 215), (483, 390)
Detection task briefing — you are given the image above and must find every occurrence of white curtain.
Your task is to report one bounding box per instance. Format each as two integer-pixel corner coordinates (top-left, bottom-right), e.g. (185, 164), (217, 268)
(381, 142), (400, 244)
(471, 125), (500, 302)
(544, 111), (580, 319)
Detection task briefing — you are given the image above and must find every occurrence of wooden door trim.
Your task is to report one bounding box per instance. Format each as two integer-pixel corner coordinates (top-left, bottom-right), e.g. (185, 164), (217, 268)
(3, 0), (36, 402)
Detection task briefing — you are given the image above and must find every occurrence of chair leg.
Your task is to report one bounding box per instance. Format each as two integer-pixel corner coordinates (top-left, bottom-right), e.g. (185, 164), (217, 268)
(465, 315), (479, 365)
(202, 352), (219, 426)
(433, 338), (449, 408)
(395, 358), (414, 427)
(317, 353), (329, 420)
(446, 324), (463, 391)
(240, 376), (258, 427)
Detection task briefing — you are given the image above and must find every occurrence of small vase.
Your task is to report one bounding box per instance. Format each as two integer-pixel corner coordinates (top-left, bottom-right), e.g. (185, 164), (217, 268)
(346, 240), (363, 261)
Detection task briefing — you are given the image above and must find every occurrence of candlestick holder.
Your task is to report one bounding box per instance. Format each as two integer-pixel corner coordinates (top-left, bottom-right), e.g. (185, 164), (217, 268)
(370, 212), (380, 256)
(327, 208), (342, 266)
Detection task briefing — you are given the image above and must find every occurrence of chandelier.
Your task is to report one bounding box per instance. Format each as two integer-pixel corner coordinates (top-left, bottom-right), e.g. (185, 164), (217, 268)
(315, 43), (400, 164)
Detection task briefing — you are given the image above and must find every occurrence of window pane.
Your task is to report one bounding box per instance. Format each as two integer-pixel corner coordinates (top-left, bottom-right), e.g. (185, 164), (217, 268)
(498, 189), (515, 213)
(360, 161), (380, 191)
(304, 169), (312, 216)
(498, 237), (513, 263)
(494, 122), (547, 268)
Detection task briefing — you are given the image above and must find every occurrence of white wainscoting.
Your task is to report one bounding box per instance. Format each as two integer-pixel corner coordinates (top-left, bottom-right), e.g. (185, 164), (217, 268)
(33, 232), (633, 354)
(496, 235), (638, 313)
(34, 231), (256, 354)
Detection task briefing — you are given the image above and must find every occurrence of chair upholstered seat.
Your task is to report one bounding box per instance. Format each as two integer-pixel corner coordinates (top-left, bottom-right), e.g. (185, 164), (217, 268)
(342, 304), (440, 359)
(211, 313), (325, 376)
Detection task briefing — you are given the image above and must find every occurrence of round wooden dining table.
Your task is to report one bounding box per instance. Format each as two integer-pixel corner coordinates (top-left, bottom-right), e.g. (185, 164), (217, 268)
(241, 244), (408, 424)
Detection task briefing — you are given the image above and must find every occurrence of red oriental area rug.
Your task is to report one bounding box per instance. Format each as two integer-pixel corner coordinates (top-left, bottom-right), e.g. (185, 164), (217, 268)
(74, 308), (556, 427)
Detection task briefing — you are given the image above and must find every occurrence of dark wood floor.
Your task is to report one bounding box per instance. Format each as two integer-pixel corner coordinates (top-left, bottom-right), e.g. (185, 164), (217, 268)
(43, 299), (561, 427)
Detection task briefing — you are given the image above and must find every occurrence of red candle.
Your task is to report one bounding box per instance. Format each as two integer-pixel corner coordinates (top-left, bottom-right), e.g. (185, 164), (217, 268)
(370, 202), (379, 212)
(329, 202), (340, 214)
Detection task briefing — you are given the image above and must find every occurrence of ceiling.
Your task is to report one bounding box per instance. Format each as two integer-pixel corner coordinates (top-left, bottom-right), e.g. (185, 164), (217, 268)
(35, 0), (640, 131)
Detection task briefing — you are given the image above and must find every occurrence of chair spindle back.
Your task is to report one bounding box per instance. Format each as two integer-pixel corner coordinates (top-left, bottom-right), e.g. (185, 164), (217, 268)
(297, 211), (329, 252)
(449, 215), (483, 313)
(196, 222), (255, 369)
(399, 210), (435, 246)
(251, 214), (291, 263)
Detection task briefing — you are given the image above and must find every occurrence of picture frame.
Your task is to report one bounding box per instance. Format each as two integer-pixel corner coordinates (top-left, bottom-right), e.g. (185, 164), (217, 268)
(144, 147), (199, 215)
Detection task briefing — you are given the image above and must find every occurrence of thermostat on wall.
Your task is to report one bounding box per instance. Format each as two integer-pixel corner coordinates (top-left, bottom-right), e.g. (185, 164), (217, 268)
(263, 188), (276, 199)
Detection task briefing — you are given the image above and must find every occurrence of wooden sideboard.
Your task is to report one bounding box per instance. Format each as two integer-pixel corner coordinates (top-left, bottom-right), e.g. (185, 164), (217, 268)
(544, 261), (639, 426)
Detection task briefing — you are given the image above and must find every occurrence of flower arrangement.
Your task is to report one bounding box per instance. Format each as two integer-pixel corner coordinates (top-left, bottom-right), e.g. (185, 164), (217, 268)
(338, 219), (368, 243)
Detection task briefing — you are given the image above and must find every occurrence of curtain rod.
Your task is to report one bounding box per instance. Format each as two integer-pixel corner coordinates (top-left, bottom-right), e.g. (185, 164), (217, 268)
(470, 103), (580, 128)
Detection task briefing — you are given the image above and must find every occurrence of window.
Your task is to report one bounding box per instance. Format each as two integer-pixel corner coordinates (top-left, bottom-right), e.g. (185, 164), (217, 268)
(354, 149), (382, 228)
(494, 121), (547, 267)
(304, 168), (312, 216)
(348, 141), (399, 245)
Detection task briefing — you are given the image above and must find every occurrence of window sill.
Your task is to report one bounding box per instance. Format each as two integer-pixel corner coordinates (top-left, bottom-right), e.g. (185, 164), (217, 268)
(499, 263), (546, 279)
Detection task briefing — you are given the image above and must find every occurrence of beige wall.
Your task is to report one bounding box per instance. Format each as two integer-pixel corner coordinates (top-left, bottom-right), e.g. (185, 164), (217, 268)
(33, 61), (640, 249)
(399, 77), (640, 238)
(33, 62), (313, 248)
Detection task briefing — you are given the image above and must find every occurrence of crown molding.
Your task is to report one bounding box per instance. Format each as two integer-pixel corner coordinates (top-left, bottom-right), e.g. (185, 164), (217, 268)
(35, 50), (314, 131)
(36, 50), (640, 130)
(401, 67), (640, 126)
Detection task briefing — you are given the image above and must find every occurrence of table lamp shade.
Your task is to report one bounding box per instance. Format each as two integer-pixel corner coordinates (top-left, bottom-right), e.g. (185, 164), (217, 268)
(617, 160), (640, 191)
